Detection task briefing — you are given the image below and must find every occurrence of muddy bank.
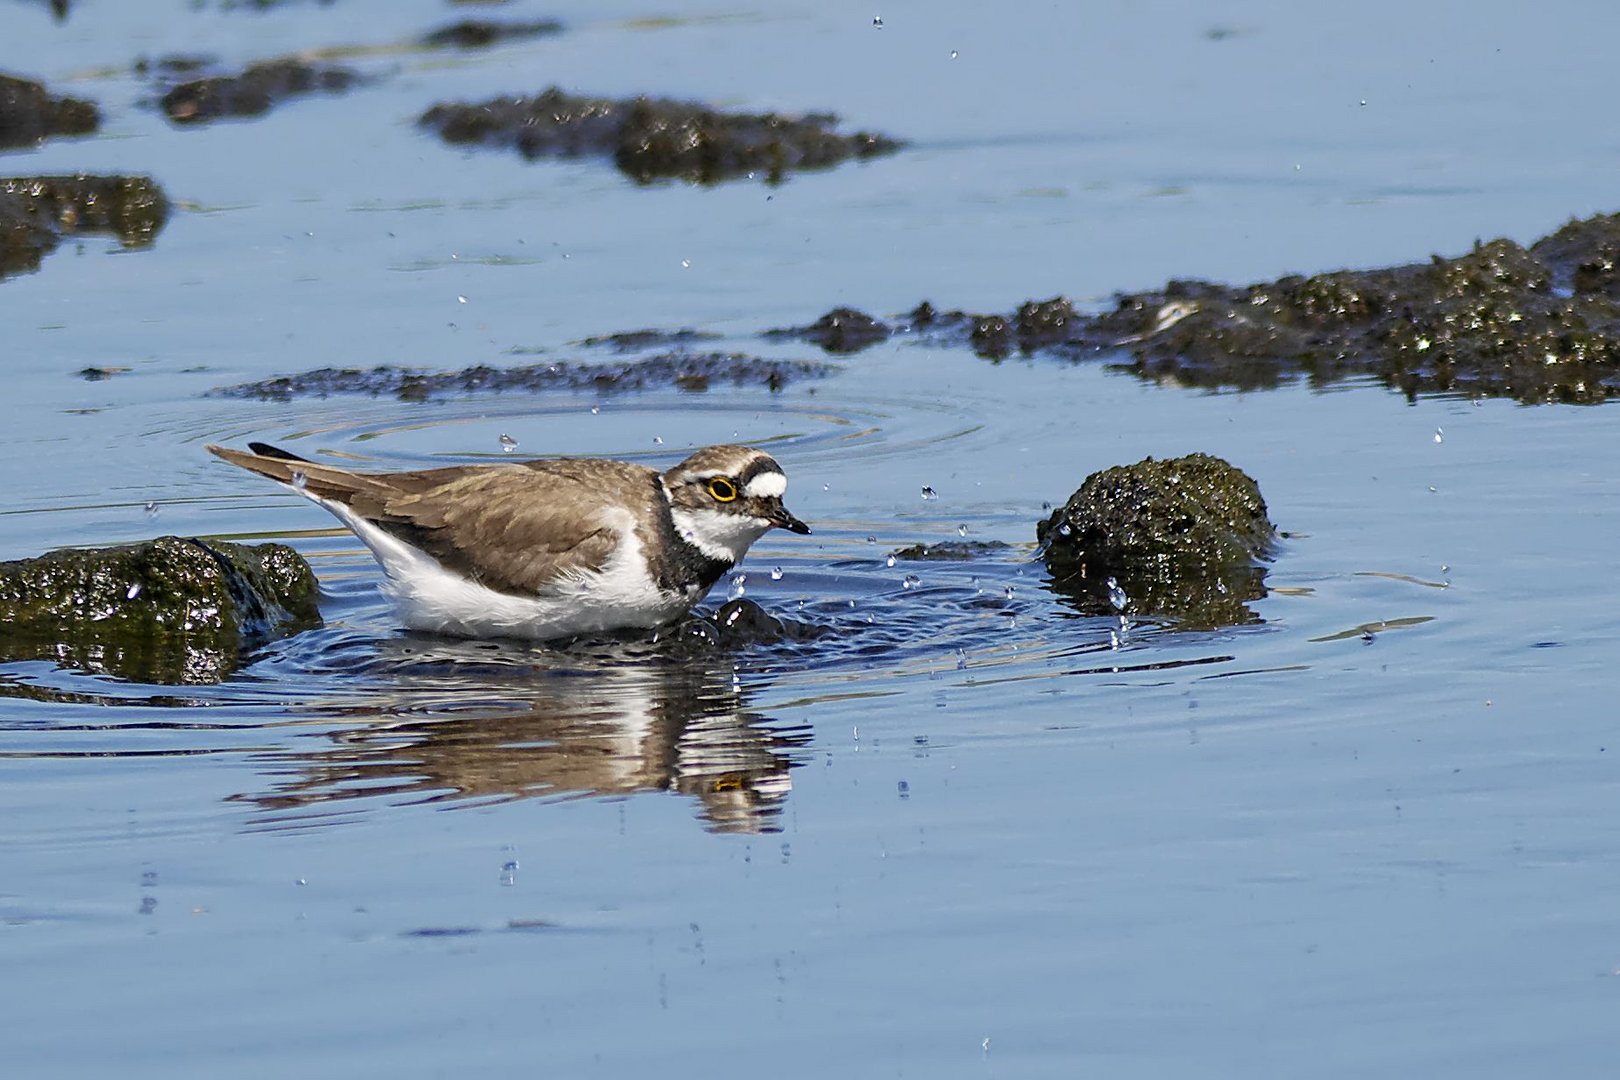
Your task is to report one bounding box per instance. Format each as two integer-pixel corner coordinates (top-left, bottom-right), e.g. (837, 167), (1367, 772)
(156, 57), (364, 124)
(776, 211), (1620, 404)
(1038, 453), (1274, 628)
(213, 351), (834, 401)
(0, 72), (98, 150)
(0, 175), (170, 279)
(0, 536), (321, 684)
(420, 87), (902, 184)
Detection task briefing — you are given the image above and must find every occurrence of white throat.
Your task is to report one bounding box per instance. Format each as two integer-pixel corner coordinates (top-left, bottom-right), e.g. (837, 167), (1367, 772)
(670, 505), (771, 563)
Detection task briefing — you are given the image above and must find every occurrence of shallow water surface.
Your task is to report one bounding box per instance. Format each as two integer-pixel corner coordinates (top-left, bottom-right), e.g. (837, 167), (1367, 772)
(5, 2), (1620, 1077)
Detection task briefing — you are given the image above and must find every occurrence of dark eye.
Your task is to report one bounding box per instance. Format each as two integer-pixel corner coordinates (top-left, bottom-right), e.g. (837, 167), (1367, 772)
(706, 477), (738, 502)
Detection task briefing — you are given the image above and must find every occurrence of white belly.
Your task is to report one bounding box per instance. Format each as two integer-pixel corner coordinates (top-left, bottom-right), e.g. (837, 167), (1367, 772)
(317, 497), (700, 640)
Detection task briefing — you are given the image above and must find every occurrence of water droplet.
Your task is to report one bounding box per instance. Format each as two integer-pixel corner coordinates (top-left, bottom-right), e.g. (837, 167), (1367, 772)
(1216, 579), (1228, 594)
(957, 524), (968, 537)
(457, 295), (468, 304)
(903, 574), (920, 589)
(866, 535), (877, 544)
(499, 433), (518, 452)
(590, 405), (600, 415)
(291, 470), (307, 491)
(680, 259), (691, 268)
(848, 599), (857, 608)
(920, 485), (938, 501)
(1057, 521), (1072, 537)
(885, 555), (897, 568)
(822, 482), (830, 491)
(1433, 427), (1444, 444)
(950, 49), (958, 59)
(1041, 501), (1052, 512)
(143, 500), (159, 517)
(1440, 564), (1450, 573)
(728, 573), (747, 600)
(897, 780), (910, 799)
(126, 583), (141, 600)
(652, 435), (664, 445)
(1107, 576), (1128, 611)
(770, 566), (784, 581)
(872, 14), (883, 28)
(1003, 585), (1015, 600)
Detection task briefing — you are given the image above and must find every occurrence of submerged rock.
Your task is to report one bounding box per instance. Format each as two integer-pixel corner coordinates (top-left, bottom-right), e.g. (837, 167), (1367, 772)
(420, 19), (563, 50)
(159, 58), (363, 124)
(0, 174), (170, 279)
(0, 536), (321, 684)
(1037, 453), (1274, 628)
(672, 599), (827, 652)
(420, 86), (902, 184)
(212, 351), (835, 401)
(0, 72), (99, 150)
(578, 327), (720, 352)
(891, 540), (1012, 561)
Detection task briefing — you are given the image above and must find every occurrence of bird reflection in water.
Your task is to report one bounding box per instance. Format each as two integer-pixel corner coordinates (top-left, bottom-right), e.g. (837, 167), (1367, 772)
(235, 640), (812, 834)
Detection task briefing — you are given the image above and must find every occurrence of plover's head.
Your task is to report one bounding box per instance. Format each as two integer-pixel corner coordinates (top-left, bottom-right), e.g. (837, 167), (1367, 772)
(663, 445), (811, 563)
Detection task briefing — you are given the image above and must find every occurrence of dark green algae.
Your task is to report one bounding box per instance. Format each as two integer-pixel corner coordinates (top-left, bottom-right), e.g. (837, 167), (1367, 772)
(775, 211), (1620, 405)
(0, 536), (321, 685)
(1038, 453), (1275, 629)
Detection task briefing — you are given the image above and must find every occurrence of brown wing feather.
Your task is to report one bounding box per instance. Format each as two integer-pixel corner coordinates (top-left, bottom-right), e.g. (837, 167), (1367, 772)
(208, 445), (662, 596)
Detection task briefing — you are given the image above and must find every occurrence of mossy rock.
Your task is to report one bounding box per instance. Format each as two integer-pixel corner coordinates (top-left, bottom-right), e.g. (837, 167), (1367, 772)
(0, 536), (321, 684)
(1037, 453), (1274, 627)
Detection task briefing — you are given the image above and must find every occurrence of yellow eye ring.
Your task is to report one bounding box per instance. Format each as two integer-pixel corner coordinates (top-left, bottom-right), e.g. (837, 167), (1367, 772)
(707, 477), (738, 502)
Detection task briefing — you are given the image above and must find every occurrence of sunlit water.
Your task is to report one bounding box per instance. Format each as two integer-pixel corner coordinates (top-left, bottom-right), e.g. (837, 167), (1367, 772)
(5, 2), (1620, 1078)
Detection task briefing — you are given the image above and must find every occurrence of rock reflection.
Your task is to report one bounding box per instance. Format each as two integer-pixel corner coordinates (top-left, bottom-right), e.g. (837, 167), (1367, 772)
(237, 656), (810, 834)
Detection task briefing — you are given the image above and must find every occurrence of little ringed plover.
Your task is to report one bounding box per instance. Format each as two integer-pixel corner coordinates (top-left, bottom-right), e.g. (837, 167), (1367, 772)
(207, 441), (810, 641)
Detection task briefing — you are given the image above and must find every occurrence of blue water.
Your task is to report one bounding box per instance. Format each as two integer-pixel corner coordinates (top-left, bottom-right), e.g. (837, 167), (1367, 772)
(4, 2), (1620, 1077)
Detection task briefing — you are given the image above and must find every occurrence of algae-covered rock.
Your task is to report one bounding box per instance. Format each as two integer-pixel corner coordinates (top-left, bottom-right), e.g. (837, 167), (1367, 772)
(420, 19), (563, 50)
(0, 536), (321, 684)
(420, 86), (902, 185)
(879, 211), (1620, 404)
(0, 72), (99, 150)
(1037, 453), (1274, 628)
(765, 307), (892, 354)
(0, 174), (170, 279)
(160, 58), (362, 124)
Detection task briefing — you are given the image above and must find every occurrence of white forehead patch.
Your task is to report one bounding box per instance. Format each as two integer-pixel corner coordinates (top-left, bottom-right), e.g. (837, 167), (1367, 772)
(744, 471), (787, 498)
